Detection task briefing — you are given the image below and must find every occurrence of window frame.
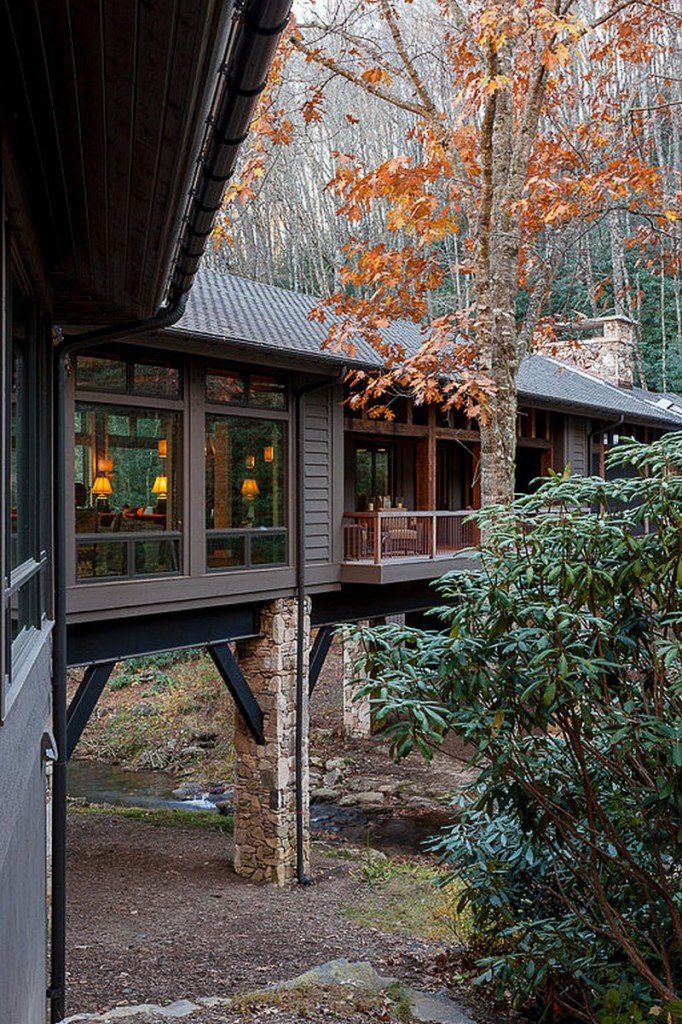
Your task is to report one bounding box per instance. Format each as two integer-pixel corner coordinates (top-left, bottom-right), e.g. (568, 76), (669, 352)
(1, 230), (51, 721)
(72, 355), (186, 585)
(204, 367), (290, 574)
(204, 413), (289, 573)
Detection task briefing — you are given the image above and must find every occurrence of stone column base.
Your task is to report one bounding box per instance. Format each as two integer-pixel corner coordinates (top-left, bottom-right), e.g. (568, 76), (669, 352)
(233, 598), (310, 885)
(342, 621), (372, 738)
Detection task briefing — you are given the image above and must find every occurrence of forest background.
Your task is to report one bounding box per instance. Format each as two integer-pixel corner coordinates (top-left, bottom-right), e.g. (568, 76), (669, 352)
(209, 0), (681, 395)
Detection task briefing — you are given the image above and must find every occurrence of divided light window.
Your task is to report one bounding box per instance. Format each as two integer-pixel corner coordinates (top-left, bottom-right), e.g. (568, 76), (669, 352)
(76, 353), (181, 399)
(206, 367), (286, 410)
(205, 365), (287, 571)
(2, 277), (48, 718)
(74, 352), (183, 582)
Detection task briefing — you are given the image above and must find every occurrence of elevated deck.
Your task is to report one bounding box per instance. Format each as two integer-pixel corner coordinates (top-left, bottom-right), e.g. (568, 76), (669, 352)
(341, 510), (479, 583)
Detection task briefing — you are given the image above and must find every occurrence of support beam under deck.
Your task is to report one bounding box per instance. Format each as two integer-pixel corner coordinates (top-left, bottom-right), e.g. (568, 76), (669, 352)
(308, 625), (334, 696)
(207, 642), (265, 746)
(66, 662), (116, 760)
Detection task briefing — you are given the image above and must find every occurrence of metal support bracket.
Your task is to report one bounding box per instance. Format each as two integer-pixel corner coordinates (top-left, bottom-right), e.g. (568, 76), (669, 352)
(207, 643), (264, 745)
(66, 661), (116, 760)
(308, 625), (334, 696)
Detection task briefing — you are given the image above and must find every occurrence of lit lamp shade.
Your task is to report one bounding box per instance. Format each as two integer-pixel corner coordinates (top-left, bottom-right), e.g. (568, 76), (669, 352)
(91, 475), (112, 497)
(157, 438), (168, 459)
(151, 475), (168, 498)
(240, 478), (260, 500)
(263, 445), (274, 463)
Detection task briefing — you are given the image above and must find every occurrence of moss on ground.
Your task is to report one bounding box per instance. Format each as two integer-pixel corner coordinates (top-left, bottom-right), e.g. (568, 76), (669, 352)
(340, 851), (469, 943)
(68, 802), (233, 833)
(229, 982), (415, 1021)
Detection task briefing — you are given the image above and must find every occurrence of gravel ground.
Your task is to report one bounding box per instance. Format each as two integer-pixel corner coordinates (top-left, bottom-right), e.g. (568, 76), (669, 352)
(66, 812), (446, 1017)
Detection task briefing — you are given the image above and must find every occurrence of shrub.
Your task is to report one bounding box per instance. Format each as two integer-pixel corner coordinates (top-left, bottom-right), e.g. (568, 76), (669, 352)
(354, 434), (682, 1022)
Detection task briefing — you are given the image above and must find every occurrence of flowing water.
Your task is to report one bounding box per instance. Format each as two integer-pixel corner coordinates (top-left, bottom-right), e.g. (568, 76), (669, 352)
(67, 761), (221, 812)
(67, 760), (450, 855)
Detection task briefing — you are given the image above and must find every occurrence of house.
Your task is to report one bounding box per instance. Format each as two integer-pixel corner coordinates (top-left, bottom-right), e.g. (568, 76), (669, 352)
(0, 4), (291, 1022)
(62, 268), (682, 894)
(1, 1), (679, 1016)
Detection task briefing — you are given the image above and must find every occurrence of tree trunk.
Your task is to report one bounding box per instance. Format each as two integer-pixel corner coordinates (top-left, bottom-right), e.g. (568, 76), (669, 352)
(477, 209), (522, 508)
(479, 388), (517, 507)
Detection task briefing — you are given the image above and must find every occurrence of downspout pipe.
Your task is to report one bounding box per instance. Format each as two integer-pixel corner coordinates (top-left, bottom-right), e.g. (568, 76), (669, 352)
(588, 414), (625, 476)
(294, 372), (346, 885)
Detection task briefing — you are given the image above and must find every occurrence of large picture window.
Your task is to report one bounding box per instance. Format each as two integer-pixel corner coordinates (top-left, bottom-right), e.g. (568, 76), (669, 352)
(206, 415), (286, 569)
(74, 401), (182, 580)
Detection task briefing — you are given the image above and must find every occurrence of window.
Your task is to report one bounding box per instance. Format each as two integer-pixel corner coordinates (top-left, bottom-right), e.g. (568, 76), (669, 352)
(77, 353), (181, 399)
(2, 277), (48, 716)
(74, 403), (181, 580)
(355, 444), (394, 510)
(205, 416), (286, 569)
(206, 367), (286, 410)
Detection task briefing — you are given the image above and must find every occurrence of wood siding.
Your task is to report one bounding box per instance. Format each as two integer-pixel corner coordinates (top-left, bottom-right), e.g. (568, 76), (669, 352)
(304, 389), (333, 564)
(566, 416), (589, 476)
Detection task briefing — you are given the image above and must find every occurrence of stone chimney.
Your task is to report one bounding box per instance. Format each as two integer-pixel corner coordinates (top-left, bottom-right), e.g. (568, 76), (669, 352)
(545, 316), (637, 389)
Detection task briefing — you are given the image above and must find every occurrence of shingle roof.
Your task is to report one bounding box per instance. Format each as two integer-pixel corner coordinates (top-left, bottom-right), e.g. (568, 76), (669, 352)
(172, 267), (417, 365)
(171, 269), (682, 429)
(518, 357), (682, 427)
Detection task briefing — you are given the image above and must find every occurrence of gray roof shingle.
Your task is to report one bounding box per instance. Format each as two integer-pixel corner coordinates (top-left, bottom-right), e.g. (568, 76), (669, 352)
(518, 357), (682, 426)
(170, 269), (682, 429)
(172, 267), (416, 365)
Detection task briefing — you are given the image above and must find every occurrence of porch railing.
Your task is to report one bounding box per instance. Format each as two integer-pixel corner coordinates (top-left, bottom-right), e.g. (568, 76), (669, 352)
(342, 510), (480, 564)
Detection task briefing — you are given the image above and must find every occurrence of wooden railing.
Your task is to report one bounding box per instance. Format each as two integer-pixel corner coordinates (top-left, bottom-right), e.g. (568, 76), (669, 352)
(342, 511), (480, 564)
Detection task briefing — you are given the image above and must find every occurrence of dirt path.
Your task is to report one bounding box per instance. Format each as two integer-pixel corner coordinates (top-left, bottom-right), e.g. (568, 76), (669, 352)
(66, 812), (448, 1016)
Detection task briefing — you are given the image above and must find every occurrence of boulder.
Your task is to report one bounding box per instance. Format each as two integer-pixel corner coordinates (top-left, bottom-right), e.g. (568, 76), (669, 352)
(354, 791), (385, 808)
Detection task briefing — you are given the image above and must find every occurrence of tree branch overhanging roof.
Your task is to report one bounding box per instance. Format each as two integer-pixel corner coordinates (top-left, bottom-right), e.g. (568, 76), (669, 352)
(170, 269), (682, 430)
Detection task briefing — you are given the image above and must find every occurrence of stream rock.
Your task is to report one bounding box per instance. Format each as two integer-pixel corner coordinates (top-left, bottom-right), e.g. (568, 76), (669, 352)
(339, 791), (385, 808)
(322, 768), (342, 788)
(310, 787), (337, 803)
(172, 782), (204, 800)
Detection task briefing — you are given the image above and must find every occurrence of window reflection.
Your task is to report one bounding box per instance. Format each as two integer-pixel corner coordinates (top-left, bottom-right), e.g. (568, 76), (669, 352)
(8, 286), (44, 670)
(355, 444), (392, 510)
(206, 416), (286, 569)
(206, 367), (286, 410)
(74, 403), (181, 579)
(10, 339), (30, 570)
(76, 353), (181, 398)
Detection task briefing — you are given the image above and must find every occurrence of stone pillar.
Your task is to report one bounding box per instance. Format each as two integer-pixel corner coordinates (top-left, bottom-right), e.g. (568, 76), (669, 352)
(233, 597), (310, 885)
(342, 621), (372, 738)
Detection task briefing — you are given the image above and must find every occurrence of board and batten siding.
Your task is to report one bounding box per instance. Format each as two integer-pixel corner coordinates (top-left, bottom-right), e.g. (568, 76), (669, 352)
(303, 389), (334, 564)
(565, 416), (589, 476)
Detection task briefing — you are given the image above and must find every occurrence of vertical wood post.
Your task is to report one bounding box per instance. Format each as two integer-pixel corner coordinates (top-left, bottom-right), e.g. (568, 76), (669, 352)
(427, 405), (437, 511)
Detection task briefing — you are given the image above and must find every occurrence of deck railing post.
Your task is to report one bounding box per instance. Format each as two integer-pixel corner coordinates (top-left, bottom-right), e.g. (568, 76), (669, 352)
(431, 513), (437, 559)
(374, 513), (381, 564)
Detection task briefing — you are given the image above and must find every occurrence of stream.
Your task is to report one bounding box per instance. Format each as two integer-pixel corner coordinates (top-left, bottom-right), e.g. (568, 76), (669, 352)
(67, 760), (450, 856)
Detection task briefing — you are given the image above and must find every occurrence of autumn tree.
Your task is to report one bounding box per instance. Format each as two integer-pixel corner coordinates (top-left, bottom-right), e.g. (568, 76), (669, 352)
(278, 0), (681, 504)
